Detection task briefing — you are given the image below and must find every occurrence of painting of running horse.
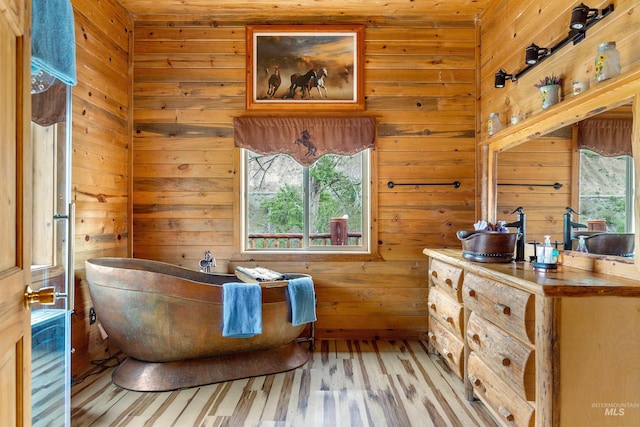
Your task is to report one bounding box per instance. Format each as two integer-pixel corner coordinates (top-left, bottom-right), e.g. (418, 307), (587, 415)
(246, 25), (364, 110)
(288, 69), (317, 99)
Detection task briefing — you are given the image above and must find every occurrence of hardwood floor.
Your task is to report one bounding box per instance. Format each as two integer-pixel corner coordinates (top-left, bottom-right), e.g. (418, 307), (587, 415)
(71, 340), (497, 426)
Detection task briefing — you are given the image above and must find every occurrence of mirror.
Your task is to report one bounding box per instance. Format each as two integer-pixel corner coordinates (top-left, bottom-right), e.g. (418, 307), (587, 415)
(484, 72), (640, 274)
(496, 104), (635, 260)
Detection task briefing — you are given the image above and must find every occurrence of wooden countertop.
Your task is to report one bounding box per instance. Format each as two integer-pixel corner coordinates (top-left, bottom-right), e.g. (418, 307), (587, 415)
(423, 248), (640, 297)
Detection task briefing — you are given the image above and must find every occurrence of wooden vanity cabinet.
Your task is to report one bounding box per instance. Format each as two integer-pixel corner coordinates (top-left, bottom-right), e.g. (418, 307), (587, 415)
(427, 258), (465, 378)
(424, 248), (640, 427)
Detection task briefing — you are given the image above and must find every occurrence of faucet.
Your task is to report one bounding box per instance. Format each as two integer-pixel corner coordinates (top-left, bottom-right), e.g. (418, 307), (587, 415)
(563, 207), (587, 250)
(504, 206), (526, 262)
(199, 250), (216, 273)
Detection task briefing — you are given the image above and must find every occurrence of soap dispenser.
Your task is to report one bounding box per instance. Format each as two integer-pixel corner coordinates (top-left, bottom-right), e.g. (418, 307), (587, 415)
(575, 235), (589, 253)
(543, 235), (554, 263)
(533, 235), (559, 270)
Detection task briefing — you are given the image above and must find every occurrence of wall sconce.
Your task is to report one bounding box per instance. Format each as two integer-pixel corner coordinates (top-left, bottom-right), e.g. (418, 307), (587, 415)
(570, 3), (599, 30)
(525, 44), (550, 65)
(569, 3), (615, 43)
(494, 69), (515, 88)
(494, 68), (516, 88)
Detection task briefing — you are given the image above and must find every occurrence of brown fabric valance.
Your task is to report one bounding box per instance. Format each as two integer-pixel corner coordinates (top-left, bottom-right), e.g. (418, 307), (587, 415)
(233, 116), (376, 166)
(577, 118), (632, 157)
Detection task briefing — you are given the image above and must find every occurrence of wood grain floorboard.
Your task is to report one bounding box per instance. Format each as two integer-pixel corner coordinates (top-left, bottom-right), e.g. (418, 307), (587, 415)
(71, 340), (497, 427)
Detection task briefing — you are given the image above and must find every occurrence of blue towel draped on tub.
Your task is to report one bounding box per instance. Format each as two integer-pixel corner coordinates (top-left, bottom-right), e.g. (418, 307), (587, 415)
(287, 277), (317, 326)
(32, 0), (77, 86)
(222, 282), (262, 338)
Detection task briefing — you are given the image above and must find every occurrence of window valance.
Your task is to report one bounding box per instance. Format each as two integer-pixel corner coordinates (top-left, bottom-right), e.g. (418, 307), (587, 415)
(577, 118), (632, 157)
(233, 116), (376, 166)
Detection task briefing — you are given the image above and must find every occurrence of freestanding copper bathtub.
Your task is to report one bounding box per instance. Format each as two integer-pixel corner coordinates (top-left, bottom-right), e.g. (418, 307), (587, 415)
(85, 257), (312, 391)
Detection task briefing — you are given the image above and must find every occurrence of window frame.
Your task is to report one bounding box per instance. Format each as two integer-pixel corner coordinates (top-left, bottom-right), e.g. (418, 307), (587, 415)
(240, 148), (373, 254)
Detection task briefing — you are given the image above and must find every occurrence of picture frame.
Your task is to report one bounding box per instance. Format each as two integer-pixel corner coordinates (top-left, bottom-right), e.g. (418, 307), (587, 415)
(246, 25), (365, 110)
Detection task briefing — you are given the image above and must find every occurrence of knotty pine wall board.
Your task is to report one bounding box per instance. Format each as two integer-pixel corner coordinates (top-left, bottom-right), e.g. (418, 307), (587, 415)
(131, 18), (476, 339)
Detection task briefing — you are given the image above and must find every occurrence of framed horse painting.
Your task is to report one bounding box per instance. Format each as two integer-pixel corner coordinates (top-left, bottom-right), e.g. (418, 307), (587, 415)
(246, 25), (365, 110)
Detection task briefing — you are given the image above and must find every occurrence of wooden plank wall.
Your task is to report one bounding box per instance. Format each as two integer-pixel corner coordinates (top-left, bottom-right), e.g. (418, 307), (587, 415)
(68, 0), (640, 374)
(131, 16), (478, 340)
(70, 0), (133, 376)
(479, 0), (640, 228)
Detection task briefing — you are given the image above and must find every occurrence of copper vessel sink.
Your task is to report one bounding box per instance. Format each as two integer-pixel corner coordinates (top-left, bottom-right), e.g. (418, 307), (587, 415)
(574, 232), (635, 257)
(456, 230), (519, 263)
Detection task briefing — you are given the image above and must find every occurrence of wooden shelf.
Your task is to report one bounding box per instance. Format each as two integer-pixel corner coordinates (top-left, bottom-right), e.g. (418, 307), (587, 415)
(483, 64), (640, 153)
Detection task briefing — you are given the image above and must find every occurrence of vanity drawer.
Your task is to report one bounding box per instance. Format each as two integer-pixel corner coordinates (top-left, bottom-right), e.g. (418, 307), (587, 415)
(462, 273), (535, 345)
(428, 286), (464, 339)
(468, 351), (535, 427)
(428, 316), (464, 379)
(429, 258), (463, 302)
(467, 311), (535, 401)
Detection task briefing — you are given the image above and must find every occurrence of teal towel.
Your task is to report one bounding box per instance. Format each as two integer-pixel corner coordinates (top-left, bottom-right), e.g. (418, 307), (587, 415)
(287, 277), (317, 326)
(32, 0), (77, 86)
(222, 282), (262, 338)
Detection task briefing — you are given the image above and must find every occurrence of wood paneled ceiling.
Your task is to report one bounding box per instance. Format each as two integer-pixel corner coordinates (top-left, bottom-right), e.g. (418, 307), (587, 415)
(117, 0), (492, 20)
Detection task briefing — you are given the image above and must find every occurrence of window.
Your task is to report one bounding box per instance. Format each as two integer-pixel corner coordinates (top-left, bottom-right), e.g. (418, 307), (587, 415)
(579, 149), (635, 232)
(242, 149), (370, 252)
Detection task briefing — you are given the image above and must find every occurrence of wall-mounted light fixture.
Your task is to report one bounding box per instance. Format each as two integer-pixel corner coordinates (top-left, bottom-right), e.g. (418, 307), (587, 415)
(570, 3), (615, 43)
(525, 44), (550, 65)
(494, 69), (515, 88)
(570, 3), (598, 30)
(493, 2), (614, 89)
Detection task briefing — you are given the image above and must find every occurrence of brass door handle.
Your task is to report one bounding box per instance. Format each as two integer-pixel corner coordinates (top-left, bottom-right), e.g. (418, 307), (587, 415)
(24, 286), (65, 307)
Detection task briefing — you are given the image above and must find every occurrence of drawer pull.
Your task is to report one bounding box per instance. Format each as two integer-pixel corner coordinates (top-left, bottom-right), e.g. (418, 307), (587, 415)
(430, 303), (436, 310)
(494, 303), (511, 315)
(502, 357), (511, 366)
(498, 406), (515, 422)
(446, 316), (454, 324)
(468, 374), (481, 386)
(445, 278), (453, 287)
(444, 350), (453, 359)
(467, 288), (476, 298)
(468, 332), (480, 343)
(429, 271), (437, 287)
(429, 333), (436, 342)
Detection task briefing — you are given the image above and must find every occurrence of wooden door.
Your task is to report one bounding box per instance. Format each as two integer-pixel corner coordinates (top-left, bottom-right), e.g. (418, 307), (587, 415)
(0, 0), (32, 425)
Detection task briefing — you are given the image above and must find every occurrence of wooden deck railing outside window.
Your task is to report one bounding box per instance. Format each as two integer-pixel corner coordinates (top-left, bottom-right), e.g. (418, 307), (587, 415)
(247, 232), (362, 249)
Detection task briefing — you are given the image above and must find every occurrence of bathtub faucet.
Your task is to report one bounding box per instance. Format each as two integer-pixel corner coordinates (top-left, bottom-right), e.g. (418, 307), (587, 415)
(199, 251), (216, 273)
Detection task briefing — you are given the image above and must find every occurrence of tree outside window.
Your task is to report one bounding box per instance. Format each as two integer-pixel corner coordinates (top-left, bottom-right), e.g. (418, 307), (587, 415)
(579, 149), (635, 232)
(243, 149), (369, 252)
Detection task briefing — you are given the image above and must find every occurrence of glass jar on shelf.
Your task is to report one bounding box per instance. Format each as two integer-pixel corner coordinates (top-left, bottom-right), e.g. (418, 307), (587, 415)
(487, 112), (501, 136)
(595, 41), (620, 82)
